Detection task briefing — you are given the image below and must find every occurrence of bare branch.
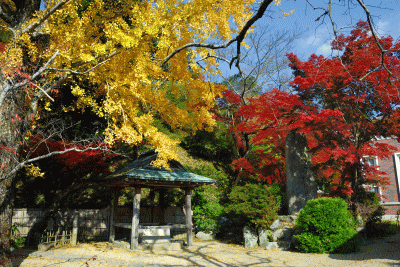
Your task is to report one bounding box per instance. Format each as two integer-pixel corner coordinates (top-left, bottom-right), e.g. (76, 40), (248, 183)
(47, 51), (118, 75)
(306, 0), (398, 93)
(31, 83), (54, 102)
(29, 74), (68, 115)
(161, 0), (274, 67)
(232, 0), (273, 69)
(22, 0), (71, 35)
(0, 50), (60, 110)
(356, 0), (393, 77)
(8, 50), (60, 92)
(197, 54), (231, 65)
(161, 39), (238, 66)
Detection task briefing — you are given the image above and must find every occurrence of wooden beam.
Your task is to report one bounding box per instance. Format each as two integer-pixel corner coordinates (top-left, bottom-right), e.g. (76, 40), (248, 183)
(131, 187), (141, 250)
(185, 189), (193, 247)
(109, 188), (119, 242)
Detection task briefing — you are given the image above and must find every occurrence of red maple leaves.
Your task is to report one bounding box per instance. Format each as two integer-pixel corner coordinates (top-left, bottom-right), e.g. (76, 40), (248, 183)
(220, 21), (400, 199)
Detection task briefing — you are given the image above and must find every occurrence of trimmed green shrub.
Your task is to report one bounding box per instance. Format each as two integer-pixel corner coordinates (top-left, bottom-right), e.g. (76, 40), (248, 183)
(192, 185), (224, 233)
(225, 183), (281, 229)
(294, 197), (361, 253)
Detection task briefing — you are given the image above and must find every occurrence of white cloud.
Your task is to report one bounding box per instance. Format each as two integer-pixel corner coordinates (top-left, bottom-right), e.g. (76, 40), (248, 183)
(316, 43), (332, 57)
(304, 33), (323, 46)
(296, 27), (332, 50)
(375, 21), (390, 36)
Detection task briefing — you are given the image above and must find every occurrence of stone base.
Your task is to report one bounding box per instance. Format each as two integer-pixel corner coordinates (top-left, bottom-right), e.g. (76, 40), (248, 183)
(140, 226), (171, 244)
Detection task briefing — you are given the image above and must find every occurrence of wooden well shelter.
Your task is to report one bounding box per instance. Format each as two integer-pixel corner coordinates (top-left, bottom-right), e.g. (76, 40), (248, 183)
(102, 150), (215, 249)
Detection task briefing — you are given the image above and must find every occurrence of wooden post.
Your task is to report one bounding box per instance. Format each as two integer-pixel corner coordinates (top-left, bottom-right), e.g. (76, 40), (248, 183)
(131, 187), (141, 250)
(71, 210), (78, 246)
(185, 188), (193, 247)
(159, 188), (166, 224)
(109, 188), (119, 242)
(61, 231), (65, 245)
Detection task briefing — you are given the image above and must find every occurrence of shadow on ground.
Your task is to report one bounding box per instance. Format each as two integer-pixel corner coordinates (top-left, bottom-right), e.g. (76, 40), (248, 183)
(327, 233), (400, 265)
(11, 233), (400, 267)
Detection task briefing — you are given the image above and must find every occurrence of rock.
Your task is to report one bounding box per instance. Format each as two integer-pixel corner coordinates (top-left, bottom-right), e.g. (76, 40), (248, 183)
(243, 226), (258, 248)
(196, 231), (214, 240)
(285, 129), (318, 215)
(38, 243), (54, 251)
(265, 242), (279, 250)
(277, 241), (291, 251)
(279, 215), (297, 223)
(271, 228), (293, 242)
(270, 219), (280, 231)
(258, 228), (270, 248)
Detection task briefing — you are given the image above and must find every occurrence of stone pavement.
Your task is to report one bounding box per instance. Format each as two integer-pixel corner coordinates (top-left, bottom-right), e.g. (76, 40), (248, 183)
(12, 233), (400, 266)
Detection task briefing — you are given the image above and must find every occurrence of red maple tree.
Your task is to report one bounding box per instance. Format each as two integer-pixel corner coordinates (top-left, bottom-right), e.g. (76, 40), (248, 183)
(220, 21), (400, 203)
(287, 21), (400, 200)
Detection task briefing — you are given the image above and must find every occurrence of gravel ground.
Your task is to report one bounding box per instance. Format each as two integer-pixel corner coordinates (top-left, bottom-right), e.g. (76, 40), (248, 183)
(11, 233), (400, 267)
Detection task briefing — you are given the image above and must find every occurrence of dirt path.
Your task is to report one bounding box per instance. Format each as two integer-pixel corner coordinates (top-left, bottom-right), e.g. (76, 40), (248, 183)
(11, 233), (400, 267)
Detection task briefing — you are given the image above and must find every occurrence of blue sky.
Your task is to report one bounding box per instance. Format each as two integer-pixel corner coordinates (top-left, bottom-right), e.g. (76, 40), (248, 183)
(216, 0), (400, 84)
(279, 0), (400, 60)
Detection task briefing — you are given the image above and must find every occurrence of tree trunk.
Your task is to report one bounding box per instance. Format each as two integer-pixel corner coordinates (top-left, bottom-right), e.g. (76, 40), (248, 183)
(0, 0), (43, 253)
(0, 87), (26, 252)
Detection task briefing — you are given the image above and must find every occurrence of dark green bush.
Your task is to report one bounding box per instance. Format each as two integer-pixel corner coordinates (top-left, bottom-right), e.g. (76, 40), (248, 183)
(225, 183), (281, 229)
(294, 197), (361, 253)
(188, 165), (228, 234)
(193, 185), (224, 233)
(364, 220), (399, 238)
(352, 190), (386, 237)
(10, 224), (26, 249)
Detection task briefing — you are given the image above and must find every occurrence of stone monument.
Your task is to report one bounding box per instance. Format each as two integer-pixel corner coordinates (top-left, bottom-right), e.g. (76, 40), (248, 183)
(285, 129), (317, 215)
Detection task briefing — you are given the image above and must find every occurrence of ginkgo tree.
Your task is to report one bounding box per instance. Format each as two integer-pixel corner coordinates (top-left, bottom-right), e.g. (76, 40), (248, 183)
(0, 0), (289, 255)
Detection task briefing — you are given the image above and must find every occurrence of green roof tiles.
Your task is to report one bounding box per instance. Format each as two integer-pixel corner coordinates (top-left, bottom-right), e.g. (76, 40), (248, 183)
(104, 150), (215, 185)
(111, 168), (215, 183)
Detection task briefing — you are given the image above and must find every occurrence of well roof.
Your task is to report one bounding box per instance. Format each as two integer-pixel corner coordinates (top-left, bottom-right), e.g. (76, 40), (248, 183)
(103, 150), (215, 188)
